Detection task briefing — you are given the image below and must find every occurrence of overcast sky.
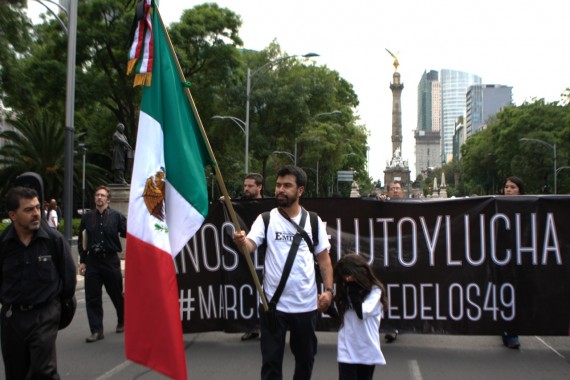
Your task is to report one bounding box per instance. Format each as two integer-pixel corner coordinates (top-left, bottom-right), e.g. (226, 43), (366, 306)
(28, 0), (570, 181)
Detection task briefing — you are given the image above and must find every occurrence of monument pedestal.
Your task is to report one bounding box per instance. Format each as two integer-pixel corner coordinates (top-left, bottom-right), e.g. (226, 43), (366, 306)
(108, 184), (130, 259)
(107, 184), (130, 217)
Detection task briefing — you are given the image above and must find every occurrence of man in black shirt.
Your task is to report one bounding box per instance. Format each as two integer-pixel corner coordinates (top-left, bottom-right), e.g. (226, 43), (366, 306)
(78, 185), (127, 343)
(0, 187), (76, 379)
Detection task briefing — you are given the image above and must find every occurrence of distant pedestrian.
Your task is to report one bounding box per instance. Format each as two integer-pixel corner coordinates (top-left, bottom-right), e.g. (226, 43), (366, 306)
(47, 199), (59, 229)
(78, 186), (127, 343)
(500, 176), (524, 349)
(334, 254), (387, 380)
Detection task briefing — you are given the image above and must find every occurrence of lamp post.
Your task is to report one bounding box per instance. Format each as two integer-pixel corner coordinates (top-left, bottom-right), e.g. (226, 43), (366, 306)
(520, 138), (557, 194)
(33, 0), (68, 33)
(79, 143), (87, 215)
(246, 53), (319, 174)
(294, 110), (342, 165)
(35, 0), (77, 244)
(211, 115), (247, 171)
(272, 151), (295, 163)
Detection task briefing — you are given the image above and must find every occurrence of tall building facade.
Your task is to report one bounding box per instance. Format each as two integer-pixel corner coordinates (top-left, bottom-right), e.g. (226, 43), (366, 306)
(440, 69), (481, 164)
(465, 84), (512, 137)
(415, 70), (441, 176)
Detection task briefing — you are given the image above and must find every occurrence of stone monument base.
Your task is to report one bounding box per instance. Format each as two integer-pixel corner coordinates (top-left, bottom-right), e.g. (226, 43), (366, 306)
(108, 184), (130, 259)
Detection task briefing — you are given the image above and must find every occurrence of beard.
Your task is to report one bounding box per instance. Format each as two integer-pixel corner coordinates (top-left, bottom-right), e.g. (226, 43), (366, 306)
(276, 192), (297, 207)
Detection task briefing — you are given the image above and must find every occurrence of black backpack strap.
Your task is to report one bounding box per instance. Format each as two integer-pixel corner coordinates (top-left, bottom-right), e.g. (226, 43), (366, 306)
(278, 207), (316, 254)
(268, 209), (308, 307)
(262, 211), (270, 242)
(309, 211), (319, 249)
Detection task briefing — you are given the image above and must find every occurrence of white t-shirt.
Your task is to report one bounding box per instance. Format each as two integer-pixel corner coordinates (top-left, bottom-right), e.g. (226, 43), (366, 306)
(48, 209), (58, 229)
(337, 285), (386, 365)
(248, 208), (331, 313)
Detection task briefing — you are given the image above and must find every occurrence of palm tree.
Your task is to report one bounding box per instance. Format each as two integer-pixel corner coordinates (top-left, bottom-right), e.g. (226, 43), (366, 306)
(0, 111), (109, 213)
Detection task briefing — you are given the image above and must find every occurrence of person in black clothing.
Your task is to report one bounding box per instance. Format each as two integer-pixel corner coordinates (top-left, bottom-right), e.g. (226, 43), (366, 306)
(78, 185), (127, 343)
(241, 173), (263, 341)
(0, 187), (77, 380)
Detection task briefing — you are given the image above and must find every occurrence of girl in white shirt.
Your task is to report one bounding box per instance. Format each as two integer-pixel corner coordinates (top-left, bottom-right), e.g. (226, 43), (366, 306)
(334, 254), (387, 380)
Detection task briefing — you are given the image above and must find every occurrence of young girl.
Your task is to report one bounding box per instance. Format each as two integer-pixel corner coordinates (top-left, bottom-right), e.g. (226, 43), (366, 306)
(334, 254), (387, 380)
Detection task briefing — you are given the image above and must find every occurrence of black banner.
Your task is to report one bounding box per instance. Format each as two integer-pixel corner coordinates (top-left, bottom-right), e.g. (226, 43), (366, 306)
(174, 196), (570, 335)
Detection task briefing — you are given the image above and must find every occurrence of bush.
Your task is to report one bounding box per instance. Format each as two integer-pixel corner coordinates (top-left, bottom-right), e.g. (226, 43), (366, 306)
(0, 218), (82, 236)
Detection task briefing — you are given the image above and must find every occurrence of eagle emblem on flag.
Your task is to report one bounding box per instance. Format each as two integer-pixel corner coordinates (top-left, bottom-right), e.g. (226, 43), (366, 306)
(143, 169), (166, 221)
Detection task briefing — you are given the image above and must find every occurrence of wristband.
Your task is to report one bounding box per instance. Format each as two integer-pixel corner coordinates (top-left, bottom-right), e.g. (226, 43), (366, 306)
(325, 287), (335, 296)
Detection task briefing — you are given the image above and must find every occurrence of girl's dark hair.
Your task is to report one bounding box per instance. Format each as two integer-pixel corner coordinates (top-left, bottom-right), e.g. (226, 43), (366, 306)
(333, 253), (387, 326)
(504, 176), (525, 195)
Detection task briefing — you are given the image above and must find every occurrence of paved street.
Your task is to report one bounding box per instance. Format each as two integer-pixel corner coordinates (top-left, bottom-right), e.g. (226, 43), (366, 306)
(0, 285), (569, 379)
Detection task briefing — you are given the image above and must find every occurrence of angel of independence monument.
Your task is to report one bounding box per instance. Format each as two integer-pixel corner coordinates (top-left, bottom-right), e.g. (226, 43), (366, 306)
(384, 49), (411, 197)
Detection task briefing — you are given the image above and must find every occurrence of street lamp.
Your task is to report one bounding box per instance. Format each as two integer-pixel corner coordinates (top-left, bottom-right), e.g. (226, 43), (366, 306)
(520, 138), (557, 194)
(272, 151), (295, 163)
(211, 115), (247, 171)
(294, 110), (342, 165)
(78, 143), (87, 215)
(246, 53), (319, 174)
(34, 0), (77, 244)
(33, 0), (68, 33)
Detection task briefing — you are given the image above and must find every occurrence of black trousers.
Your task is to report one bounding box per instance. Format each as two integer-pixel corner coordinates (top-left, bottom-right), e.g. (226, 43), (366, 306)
(1, 299), (60, 380)
(85, 253), (124, 333)
(260, 308), (318, 380)
(338, 362), (376, 380)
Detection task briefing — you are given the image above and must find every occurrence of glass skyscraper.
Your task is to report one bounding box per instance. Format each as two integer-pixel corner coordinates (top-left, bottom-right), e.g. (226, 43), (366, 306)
(440, 69), (481, 164)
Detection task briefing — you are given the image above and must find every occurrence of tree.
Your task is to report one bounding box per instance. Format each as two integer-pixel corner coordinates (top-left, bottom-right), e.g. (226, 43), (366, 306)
(460, 100), (569, 195)
(0, 111), (108, 212)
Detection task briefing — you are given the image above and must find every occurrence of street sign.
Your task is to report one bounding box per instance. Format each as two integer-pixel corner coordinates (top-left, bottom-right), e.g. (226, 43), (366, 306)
(337, 170), (353, 182)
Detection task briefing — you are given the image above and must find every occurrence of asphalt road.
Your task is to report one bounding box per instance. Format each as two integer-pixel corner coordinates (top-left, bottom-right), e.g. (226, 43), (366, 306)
(0, 287), (569, 380)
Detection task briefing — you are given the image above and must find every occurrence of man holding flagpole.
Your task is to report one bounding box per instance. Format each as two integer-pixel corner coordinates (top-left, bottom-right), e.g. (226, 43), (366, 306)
(234, 166), (333, 380)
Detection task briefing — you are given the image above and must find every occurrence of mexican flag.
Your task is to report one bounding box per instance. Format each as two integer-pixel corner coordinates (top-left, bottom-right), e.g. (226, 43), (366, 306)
(125, 2), (211, 379)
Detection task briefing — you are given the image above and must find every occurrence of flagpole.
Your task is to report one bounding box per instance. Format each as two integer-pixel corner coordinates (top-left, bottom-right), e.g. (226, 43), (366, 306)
(155, 6), (269, 311)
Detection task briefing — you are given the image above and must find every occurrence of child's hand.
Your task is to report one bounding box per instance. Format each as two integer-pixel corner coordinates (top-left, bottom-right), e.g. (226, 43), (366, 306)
(347, 282), (364, 319)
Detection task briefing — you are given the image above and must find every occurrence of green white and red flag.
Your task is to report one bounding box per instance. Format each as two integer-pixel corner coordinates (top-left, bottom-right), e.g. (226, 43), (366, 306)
(125, 1), (211, 379)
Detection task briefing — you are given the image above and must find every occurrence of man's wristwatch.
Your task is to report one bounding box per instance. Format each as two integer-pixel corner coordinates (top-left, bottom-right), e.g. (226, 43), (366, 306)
(325, 287), (335, 296)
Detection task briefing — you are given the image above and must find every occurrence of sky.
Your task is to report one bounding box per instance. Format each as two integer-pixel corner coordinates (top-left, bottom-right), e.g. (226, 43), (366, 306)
(28, 0), (570, 182)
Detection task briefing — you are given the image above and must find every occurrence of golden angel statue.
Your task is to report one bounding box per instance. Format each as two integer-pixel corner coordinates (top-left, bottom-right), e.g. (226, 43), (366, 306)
(385, 48), (400, 72)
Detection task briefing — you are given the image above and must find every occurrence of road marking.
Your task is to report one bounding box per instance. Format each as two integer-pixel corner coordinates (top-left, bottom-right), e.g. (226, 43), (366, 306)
(408, 359), (423, 380)
(534, 336), (567, 361)
(94, 360), (133, 380)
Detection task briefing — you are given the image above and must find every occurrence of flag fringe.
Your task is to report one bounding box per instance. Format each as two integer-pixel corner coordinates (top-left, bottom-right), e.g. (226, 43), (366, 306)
(133, 73), (152, 87)
(127, 58), (138, 76)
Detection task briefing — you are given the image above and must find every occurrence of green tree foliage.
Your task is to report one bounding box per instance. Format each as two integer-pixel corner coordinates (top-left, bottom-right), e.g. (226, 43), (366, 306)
(0, 111), (108, 203)
(1, 1), (369, 200)
(0, 2), (33, 104)
(461, 100), (570, 195)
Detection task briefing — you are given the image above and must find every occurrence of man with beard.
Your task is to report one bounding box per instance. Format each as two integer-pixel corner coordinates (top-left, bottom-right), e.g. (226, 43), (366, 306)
(78, 186), (126, 343)
(0, 187), (76, 379)
(243, 173), (264, 200)
(240, 173), (263, 341)
(233, 166), (333, 379)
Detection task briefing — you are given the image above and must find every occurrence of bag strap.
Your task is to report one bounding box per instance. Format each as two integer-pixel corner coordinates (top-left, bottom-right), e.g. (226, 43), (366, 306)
(277, 207), (315, 254)
(268, 208), (308, 307)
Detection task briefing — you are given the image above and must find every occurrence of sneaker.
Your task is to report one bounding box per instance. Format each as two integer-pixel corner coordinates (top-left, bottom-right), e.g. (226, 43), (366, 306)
(241, 331), (260, 341)
(116, 323), (124, 333)
(385, 330), (398, 343)
(86, 332), (104, 343)
(502, 335), (520, 349)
